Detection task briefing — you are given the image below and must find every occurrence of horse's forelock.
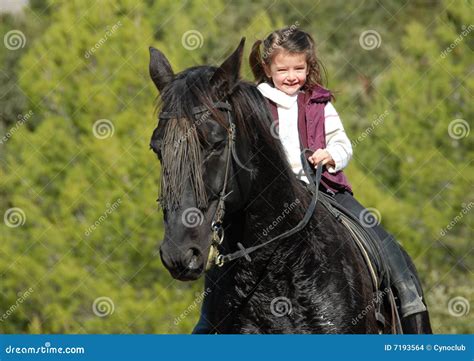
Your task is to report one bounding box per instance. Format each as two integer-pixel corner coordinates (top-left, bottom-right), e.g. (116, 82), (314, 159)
(159, 115), (208, 211)
(158, 66), (228, 211)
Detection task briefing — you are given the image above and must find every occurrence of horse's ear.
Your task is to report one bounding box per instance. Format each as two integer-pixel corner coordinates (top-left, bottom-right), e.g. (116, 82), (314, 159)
(210, 37), (245, 93)
(149, 46), (174, 92)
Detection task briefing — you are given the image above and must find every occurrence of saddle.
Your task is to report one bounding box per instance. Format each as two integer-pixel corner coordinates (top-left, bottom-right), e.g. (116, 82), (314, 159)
(301, 154), (403, 333)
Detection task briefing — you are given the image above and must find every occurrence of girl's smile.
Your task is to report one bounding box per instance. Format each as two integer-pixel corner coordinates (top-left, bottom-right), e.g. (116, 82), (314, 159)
(264, 51), (308, 96)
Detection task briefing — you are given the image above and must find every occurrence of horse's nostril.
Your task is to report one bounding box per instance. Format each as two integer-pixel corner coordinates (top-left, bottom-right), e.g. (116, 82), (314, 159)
(185, 248), (201, 270)
(159, 245), (170, 268)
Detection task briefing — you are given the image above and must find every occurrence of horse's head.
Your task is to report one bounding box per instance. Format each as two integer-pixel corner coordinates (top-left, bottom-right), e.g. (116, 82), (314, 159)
(148, 39), (255, 281)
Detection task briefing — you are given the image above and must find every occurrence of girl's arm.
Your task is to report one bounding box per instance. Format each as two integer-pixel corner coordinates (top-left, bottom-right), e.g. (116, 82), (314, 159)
(322, 102), (353, 173)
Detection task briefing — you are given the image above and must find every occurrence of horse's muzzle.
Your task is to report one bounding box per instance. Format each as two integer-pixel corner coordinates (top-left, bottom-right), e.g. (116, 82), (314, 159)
(159, 244), (204, 281)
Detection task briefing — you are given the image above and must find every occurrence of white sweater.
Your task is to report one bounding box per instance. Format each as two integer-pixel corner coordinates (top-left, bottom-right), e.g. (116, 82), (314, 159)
(257, 83), (353, 183)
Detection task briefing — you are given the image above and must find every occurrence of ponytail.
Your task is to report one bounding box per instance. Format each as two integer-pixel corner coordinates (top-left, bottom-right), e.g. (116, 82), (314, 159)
(249, 40), (267, 85)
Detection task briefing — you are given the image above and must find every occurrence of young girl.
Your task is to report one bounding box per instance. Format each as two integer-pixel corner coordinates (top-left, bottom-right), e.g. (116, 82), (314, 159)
(192, 28), (426, 333)
(248, 28), (426, 318)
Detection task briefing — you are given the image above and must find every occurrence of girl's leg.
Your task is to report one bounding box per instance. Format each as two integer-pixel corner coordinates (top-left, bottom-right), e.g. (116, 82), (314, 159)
(333, 191), (427, 318)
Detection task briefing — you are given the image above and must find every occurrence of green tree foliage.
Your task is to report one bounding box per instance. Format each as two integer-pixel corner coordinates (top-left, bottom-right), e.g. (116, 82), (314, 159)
(0, 0), (471, 334)
(1, 0), (208, 333)
(344, 0), (473, 333)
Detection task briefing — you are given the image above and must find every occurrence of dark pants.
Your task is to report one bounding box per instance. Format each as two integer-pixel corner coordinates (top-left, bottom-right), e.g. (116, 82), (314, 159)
(328, 189), (426, 317)
(331, 189), (412, 282)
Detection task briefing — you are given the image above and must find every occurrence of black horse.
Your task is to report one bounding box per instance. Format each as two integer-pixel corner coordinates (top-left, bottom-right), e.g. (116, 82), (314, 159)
(148, 39), (432, 334)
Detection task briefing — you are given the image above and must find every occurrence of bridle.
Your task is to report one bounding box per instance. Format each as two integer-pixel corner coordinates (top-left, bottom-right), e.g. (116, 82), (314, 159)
(159, 100), (323, 272)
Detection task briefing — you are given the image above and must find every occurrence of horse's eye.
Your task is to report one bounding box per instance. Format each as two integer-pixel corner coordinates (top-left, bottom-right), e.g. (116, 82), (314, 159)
(212, 139), (226, 150)
(150, 140), (163, 158)
(201, 138), (225, 152)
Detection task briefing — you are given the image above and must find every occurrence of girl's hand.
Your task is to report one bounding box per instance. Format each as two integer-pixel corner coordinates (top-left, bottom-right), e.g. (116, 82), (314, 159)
(308, 148), (335, 167)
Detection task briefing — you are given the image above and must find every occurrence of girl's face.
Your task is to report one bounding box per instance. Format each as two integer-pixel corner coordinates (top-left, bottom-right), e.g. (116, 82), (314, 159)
(264, 50), (308, 96)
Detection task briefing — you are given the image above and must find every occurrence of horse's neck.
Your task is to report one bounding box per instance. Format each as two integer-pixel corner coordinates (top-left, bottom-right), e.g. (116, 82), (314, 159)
(243, 169), (308, 244)
(209, 152), (324, 331)
(216, 168), (312, 296)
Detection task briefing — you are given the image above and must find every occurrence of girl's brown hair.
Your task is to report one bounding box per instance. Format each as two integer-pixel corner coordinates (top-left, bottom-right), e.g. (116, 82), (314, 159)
(249, 27), (327, 91)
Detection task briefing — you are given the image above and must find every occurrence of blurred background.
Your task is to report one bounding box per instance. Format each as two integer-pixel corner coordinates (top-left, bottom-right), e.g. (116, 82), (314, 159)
(0, 0), (472, 334)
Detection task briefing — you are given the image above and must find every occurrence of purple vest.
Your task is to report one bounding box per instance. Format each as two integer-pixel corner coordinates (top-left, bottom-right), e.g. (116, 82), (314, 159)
(266, 85), (352, 194)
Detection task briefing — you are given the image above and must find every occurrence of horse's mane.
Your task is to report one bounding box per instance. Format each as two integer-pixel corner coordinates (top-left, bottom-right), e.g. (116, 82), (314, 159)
(228, 82), (309, 216)
(156, 65), (308, 218)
